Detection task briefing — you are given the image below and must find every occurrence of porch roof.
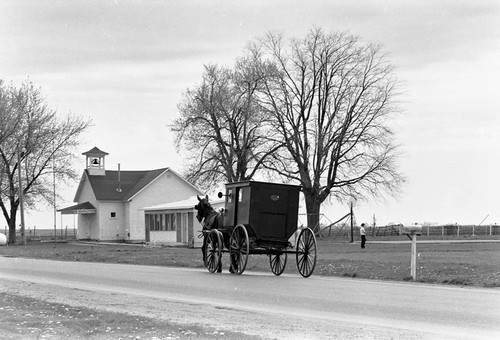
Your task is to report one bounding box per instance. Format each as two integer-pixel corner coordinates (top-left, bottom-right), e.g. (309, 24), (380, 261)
(58, 201), (96, 215)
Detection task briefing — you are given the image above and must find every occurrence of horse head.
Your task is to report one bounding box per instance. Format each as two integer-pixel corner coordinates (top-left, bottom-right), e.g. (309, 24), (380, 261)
(194, 195), (211, 223)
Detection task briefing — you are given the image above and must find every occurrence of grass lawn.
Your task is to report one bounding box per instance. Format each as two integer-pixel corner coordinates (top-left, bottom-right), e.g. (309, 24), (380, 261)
(315, 240), (500, 287)
(1, 238), (499, 288)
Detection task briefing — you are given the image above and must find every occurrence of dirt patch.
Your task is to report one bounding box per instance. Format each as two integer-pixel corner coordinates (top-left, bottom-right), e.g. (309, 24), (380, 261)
(0, 284), (265, 340)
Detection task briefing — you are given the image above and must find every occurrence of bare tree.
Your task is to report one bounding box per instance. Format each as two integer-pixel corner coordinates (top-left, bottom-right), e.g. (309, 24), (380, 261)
(254, 29), (405, 231)
(0, 80), (92, 244)
(172, 59), (282, 191)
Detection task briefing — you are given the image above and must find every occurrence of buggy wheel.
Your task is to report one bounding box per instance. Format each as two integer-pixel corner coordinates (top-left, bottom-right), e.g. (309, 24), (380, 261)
(296, 227), (317, 278)
(230, 224), (249, 275)
(205, 229), (223, 273)
(269, 251), (287, 276)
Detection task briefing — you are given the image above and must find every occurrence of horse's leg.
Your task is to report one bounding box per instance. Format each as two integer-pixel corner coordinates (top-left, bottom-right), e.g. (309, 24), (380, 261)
(216, 230), (222, 273)
(217, 257), (222, 273)
(201, 233), (207, 264)
(222, 233), (236, 273)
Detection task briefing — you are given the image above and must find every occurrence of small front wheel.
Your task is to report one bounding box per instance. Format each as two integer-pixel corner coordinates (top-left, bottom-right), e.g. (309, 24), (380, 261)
(205, 229), (223, 273)
(269, 251), (287, 276)
(230, 224), (249, 275)
(296, 228), (317, 278)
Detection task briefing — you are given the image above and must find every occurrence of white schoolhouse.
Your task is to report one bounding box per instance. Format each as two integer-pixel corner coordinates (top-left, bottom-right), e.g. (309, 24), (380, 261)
(59, 147), (210, 245)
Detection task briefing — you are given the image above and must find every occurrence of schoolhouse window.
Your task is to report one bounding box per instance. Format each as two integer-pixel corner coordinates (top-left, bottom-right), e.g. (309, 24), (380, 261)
(166, 214), (171, 231)
(171, 213), (177, 231)
(110, 212), (116, 218)
(149, 214), (154, 231)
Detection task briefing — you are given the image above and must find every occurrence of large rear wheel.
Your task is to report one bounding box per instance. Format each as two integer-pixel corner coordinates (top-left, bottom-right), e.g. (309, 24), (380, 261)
(230, 224), (249, 275)
(296, 228), (317, 278)
(205, 229), (223, 273)
(269, 251), (287, 276)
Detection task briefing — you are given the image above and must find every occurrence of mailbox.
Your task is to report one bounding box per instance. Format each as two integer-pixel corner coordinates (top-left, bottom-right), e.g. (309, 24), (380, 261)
(399, 224), (422, 280)
(399, 224), (422, 236)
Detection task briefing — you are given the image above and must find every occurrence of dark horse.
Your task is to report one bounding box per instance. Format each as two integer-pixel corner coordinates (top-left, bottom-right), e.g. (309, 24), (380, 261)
(194, 195), (225, 272)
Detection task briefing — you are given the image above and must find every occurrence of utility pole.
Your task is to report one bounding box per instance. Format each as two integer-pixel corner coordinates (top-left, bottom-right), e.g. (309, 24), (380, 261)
(372, 213), (376, 237)
(17, 144), (26, 245)
(350, 201), (354, 243)
(53, 142), (57, 246)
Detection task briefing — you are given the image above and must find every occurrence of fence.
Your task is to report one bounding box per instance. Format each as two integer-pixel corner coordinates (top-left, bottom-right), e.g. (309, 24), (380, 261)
(299, 212), (499, 240)
(420, 224), (499, 237)
(318, 223), (499, 241)
(3, 226), (78, 242)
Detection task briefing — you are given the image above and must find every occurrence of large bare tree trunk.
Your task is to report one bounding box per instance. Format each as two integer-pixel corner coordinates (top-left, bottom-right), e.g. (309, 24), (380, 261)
(8, 206), (16, 244)
(304, 195), (321, 234)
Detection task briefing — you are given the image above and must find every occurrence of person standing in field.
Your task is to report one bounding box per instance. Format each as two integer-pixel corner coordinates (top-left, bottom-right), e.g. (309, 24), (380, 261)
(360, 223), (366, 249)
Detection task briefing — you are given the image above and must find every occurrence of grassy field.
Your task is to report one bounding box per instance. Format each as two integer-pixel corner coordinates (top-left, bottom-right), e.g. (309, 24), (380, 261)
(1, 237), (499, 288)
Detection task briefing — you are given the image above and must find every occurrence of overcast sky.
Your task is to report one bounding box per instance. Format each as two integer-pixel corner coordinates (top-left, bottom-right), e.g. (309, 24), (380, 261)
(1, 0), (499, 228)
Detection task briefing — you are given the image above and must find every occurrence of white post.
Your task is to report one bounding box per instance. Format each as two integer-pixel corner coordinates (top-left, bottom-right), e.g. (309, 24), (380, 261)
(411, 233), (417, 280)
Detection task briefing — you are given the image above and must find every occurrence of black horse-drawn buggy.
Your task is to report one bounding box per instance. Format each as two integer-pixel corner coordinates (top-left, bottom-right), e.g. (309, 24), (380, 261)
(195, 181), (317, 278)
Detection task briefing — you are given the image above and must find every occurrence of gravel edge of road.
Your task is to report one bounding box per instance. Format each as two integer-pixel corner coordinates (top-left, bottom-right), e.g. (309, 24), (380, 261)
(0, 276), (446, 340)
(0, 277), (267, 340)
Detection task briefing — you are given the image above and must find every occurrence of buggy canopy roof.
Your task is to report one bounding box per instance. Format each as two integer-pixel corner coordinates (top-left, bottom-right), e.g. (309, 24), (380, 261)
(142, 196), (224, 212)
(58, 201), (96, 215)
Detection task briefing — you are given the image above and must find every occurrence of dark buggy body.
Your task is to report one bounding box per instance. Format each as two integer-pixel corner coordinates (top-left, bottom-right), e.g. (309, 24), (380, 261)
(204, 181), (317, 278)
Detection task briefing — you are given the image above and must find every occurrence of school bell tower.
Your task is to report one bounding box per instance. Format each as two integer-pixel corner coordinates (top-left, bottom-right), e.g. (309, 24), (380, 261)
(82, 146), (109, 176)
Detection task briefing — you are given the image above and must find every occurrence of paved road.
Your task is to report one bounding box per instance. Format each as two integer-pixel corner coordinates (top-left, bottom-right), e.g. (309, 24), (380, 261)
(1, 257), (499, 339)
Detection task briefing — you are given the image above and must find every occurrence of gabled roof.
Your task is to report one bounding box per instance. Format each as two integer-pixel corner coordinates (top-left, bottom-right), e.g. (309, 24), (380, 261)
(81, 168), (168, 201)
(74, 167), (203, 202)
